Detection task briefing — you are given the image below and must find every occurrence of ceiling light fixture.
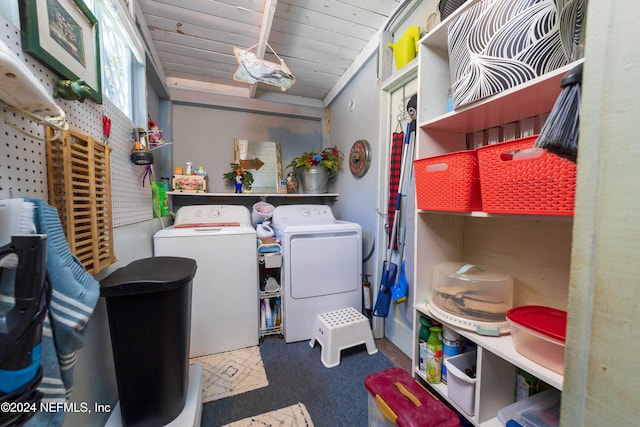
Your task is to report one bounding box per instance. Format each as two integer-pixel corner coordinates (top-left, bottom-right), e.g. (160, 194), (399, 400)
(233, 41), (296, 92)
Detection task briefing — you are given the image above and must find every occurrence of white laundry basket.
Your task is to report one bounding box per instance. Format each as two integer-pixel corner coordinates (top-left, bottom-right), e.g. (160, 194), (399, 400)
(251, 201), (275, 227)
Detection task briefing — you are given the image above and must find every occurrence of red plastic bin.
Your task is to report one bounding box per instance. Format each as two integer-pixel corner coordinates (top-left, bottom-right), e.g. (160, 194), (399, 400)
(365, 367), (461, 427)
(414, 150), (482, 212)
(476, 136), (576, 215)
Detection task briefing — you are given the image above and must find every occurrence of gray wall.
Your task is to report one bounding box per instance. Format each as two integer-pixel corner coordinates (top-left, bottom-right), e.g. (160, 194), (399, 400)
(172, 104), (322, 193)
(323, 55), (381, 282)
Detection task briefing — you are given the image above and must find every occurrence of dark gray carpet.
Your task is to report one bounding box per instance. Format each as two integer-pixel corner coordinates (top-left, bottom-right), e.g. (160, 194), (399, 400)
(200, 336), (394, 426)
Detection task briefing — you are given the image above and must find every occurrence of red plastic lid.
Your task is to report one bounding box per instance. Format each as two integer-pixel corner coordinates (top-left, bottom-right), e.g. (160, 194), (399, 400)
(506, 305), (567, 343)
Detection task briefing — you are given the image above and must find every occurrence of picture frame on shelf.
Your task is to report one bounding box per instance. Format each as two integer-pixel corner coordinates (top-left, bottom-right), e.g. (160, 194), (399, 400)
(19, 0), (102, 103)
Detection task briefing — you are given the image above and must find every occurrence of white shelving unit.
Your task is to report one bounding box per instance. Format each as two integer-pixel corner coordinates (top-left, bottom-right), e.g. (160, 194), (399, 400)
(258, 243), (284, 340)
(403, 2), (580, 426)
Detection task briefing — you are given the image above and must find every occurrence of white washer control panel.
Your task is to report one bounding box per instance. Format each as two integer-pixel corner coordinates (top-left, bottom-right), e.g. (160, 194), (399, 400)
(174, 205), (251, 227)
(272, 204), (336, 226)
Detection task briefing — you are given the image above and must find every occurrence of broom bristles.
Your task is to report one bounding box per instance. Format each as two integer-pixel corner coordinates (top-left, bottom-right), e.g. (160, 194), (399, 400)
(535, 83), (581, 163)
(535, 62), (583, 163)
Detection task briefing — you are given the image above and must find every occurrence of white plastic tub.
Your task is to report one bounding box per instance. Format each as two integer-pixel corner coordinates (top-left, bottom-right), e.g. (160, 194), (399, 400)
(444, 350), (477, 416)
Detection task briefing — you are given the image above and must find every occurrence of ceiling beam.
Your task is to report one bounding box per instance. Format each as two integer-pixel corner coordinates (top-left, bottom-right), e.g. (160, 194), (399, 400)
(249, 0), (278, 98)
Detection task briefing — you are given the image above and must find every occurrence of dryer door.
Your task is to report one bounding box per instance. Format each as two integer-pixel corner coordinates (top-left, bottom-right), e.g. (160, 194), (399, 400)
(289, 232), (360, 298)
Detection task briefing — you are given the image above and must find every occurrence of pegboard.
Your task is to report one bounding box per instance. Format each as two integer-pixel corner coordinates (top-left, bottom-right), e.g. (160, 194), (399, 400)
(0, 15), (152, 227)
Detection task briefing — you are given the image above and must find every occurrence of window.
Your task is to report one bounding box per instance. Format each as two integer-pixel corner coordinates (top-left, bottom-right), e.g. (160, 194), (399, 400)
(90, 0), (145, 125)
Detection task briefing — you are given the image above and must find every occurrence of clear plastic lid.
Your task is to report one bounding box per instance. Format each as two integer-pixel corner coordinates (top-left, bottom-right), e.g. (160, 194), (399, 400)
(434, 262), (513, 283)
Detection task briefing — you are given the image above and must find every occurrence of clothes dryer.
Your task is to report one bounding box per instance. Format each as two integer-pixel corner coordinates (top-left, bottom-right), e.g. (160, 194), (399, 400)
(272, 204), (362, 343)
(153, 205), (258, 357)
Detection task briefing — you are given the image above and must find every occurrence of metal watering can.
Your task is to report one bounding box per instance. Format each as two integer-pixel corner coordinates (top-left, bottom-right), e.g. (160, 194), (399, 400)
(388, 26), (421, 70)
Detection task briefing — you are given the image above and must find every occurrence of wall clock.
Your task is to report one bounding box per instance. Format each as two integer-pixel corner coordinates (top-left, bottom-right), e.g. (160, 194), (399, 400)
(349, 139), (372, 177)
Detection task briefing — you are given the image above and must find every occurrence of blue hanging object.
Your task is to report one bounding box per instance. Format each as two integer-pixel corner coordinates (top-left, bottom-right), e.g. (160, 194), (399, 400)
(372, 261), (396, 318)
(391, 261), (408, 304)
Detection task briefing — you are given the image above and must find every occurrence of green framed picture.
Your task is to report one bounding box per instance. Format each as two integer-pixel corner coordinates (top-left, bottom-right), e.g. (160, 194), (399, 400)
(19, 0), (102, 103)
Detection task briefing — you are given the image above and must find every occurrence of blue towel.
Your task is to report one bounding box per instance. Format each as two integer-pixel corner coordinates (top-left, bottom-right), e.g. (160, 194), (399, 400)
(24, 198), (100, 426)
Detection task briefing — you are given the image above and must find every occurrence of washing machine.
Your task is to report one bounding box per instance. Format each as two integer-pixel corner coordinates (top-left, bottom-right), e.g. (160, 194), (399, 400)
(153, 205), (258, 357)
(272, 204), (362, 343)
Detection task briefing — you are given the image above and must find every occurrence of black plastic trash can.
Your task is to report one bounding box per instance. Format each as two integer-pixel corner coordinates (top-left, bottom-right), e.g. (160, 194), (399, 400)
(100, 256), (197, 427)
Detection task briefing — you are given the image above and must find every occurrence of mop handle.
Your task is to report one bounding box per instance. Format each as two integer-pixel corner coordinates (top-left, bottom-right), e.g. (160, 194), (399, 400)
(396, 123), (416, 258)
(387, 120), (414, 257)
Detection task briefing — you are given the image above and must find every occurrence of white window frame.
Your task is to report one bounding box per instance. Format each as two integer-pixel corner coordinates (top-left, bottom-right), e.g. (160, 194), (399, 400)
(91, 0), (146, 126)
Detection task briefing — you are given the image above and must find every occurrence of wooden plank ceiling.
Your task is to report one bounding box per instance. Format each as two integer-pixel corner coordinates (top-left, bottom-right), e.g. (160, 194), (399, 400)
(138, 0), (402, 105)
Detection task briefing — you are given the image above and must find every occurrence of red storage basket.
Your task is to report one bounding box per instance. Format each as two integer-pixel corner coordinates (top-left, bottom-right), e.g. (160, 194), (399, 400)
(414, 150), (482, 212)
(476, 136), (576, 215)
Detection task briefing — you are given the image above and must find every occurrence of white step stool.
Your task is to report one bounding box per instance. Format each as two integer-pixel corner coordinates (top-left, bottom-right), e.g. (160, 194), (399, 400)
(309, 307), (378, 368)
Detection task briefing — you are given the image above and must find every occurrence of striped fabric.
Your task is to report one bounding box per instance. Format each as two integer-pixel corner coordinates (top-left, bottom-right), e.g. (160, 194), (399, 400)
(25, 199), (99, 426)
(387, 132), (404, 251)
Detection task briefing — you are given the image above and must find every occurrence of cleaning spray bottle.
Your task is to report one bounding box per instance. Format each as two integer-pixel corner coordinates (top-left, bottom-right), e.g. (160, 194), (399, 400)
(426, 325), (443, 384)
(418, 316), (432, 374)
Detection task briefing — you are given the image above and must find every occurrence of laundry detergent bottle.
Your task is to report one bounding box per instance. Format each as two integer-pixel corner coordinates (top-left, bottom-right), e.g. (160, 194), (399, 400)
(426, 326), (443, 384)
(256, 221), (275, 240)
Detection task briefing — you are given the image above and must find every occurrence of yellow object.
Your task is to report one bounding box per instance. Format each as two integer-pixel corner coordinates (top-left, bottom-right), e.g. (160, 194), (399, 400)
(374, 394), (397, 423)
(394, 382), (422, 407)
(388, 26), (421, 70)
(325, 107), (331, 132)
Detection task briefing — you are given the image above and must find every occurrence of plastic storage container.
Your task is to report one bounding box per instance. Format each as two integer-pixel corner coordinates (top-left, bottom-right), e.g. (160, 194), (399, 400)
(365, 367), (460, 427)
(414, 150), (482, 212)
(100, 256), (197, 426)
(507, 306), (567, 374)
(430, 263), (513, 323)
(476, 136), (576, 216)
(497, 388), (561, 427)
(444, 350), (477, 416)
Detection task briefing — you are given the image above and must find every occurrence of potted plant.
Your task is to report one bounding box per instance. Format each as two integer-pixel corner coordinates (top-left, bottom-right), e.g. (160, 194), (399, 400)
(223, 163), (254, 193)
(286, 147), (343, 193)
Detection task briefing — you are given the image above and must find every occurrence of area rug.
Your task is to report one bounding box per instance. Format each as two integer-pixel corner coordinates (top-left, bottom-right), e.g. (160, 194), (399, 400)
(222, 403), (314, 427)
(190, 346), (269, 403)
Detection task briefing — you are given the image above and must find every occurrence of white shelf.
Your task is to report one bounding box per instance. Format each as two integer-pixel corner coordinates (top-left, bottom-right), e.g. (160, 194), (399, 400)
(381, 58), (418, 92)
(416, 303), (563, 391)
(417, 210), (573, 221)
(167, 191), (339, 199)
(418, 60), (584, 134)
(418, 0), (482, 50)
(416, 366), (502, 427)
(415, 368), (477, 425)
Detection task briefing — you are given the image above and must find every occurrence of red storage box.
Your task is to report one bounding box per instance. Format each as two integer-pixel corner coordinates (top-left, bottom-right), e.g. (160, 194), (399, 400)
(414, 151), (482, 212)
(365, 367), (461, 427)
(476, 136), (576, 215)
